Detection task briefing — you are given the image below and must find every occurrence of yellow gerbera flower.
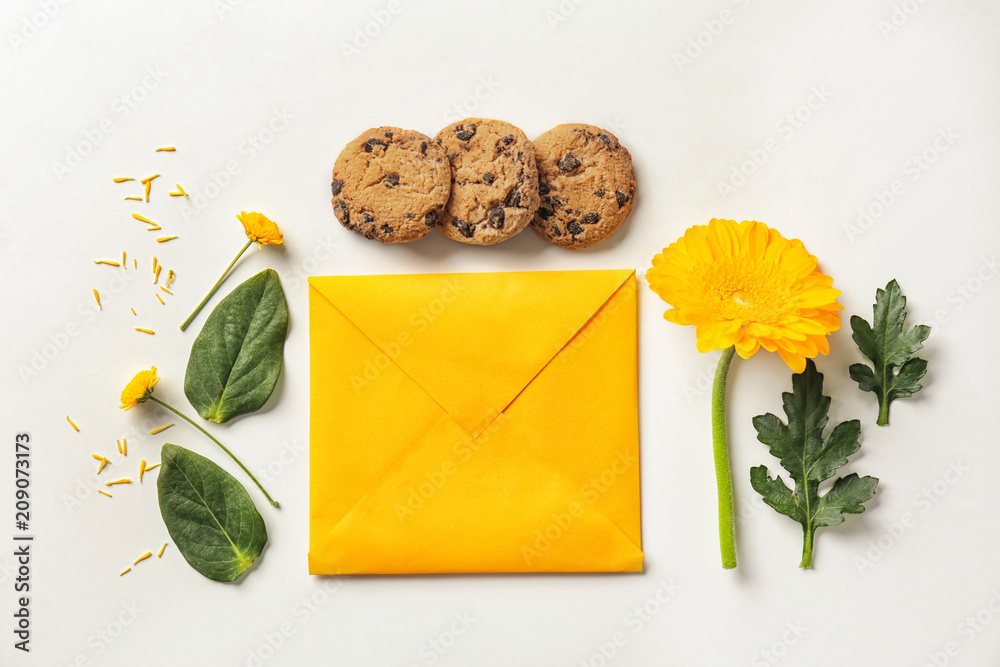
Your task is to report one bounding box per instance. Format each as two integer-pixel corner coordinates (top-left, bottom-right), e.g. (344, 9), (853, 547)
(119, 366), (160, 410)
(647, 219), (842, 372)
(238, 211), (283, 247)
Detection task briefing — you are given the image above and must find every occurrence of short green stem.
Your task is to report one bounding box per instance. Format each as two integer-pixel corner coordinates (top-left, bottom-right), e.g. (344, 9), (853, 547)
(150, 396), (279, 508)
(179, 239), (254, 332)
(800, 526), (815, 568)
(876, 399), (890, 427)
(712, 346), (738, 569)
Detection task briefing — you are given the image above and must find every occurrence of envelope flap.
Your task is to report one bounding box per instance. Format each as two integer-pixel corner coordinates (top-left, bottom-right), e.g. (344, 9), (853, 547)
(310, 270), (632, 434)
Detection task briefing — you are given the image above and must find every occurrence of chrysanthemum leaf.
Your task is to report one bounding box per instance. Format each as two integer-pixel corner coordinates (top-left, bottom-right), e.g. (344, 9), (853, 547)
(751, 360), (878, 567)
(849, 279), (930, 426)
(184, 269), (288, 423)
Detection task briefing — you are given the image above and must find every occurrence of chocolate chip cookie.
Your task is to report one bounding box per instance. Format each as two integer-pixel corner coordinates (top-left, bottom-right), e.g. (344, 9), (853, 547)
(531, 124), (637, 249)
(433, 118), (540, 245)
(331, 127), (451, 243)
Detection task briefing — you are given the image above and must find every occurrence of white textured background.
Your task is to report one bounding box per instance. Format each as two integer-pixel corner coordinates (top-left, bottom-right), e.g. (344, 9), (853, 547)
(1, 1), (999, 665)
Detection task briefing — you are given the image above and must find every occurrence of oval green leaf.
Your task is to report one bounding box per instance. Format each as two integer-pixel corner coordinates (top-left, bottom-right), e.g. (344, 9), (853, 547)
(185, 268), (288, 423)
(157, 443), (267, 582)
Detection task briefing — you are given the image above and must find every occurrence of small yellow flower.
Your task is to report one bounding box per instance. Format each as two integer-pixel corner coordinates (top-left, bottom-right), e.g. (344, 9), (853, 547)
(647, 219), (843, 372)
(238, 211), (283, 248)
(120, 366), (160, 410)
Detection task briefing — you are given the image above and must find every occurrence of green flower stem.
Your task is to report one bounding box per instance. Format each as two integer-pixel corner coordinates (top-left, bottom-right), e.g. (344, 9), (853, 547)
(179, 239), (253, 332)
(876, 399), (890, 427)
(712, 346), (738, 569)
(800, 526), (815, 568)
(149, 395), (279, 508)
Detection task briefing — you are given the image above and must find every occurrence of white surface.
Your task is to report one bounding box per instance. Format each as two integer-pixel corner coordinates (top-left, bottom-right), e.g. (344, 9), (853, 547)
(1, 1), (999, 665)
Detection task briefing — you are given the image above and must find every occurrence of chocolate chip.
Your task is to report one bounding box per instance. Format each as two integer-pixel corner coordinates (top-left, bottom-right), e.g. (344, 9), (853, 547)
(488, 207), (505, 229)
(405, 213), (414, 219)
(517, 151), (523, 160)
(539, 181), (551, 196)
(455, 124), (476, 141)
(501, 134), (514, 145)
(453, 219), (474, 238)
(616, 190), (630, 208)
(537, 207), (553, 220)
(558, 153), (581, 172)
(551, 225), (564, 236)
(364, 138), (387, 153)
(361, 212), (375, 226)
(483, 173), (495, 184)
(380, 224), (393, 234)
(420, 141), (427, 154)
(330, 179), (344, 196)
(384, 130), (393, 139)
(447, 153), (458, 161)
(567, 221), (584, 236)
(384, 174), (399, 188)
(333, 199), (349, 224)
(598, 133), (612, 148)
(582, 212), (600, 225)
(548, 195), (564, 209)
(594, 188), (605, 198)
(503, 187), (522, 208)
(425, 209), (439, 227)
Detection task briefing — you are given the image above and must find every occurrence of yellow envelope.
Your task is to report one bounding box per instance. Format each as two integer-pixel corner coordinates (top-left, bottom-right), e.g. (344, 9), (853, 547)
(308, 269), (642, 574)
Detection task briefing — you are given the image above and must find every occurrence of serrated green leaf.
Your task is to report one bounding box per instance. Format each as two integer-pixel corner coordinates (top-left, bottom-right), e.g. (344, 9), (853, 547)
(157, 444), (267, 582)
(850, 279), (930, 425)
(184, 269), (288, 423)
(751, 360), (878, 567)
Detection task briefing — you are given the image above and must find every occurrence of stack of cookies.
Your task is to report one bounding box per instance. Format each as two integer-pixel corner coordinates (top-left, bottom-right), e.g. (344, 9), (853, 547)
(330, 119), (637, 250)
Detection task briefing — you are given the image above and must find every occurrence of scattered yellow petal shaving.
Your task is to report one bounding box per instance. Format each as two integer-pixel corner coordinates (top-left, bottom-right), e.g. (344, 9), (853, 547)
(106, 478), (131, 486)
(92, 454), (110, 474)
(166, 269), (175, 286)
(160, 286), (173, 295)
(93, 289), (102, 310)
(123, 439), (127, 456)
(119, 566), (130, 576)
(133, 258), (138, 269)
(94, 260), (121, 266)
(143, 463), (160, 472)
(122, 251), (126, 267)
(67, 415), (80, 431)
(156, 236), (177, 243)
(156, 293), (165, 305)
(116, 439), (122, 454)
(155, 147), (175, 152)
(146, 225), (162, 231)
(154, 265), (162, 283)
(131, 307), (137, 316)
(144, 181), (151, 202)
(139, 460), (146, 481)
(149, 423), (174, 435)
(140, 174), (160, 184)
(157, 542), (168, 557)
(99, 490), (112, 498)
(125, 196), (143, 201)
(175, 183), (188, 197)
(113, 177), (134, 183)
(168, 191), (183, 197)
(134, 551), (152, 564)
(135, 328), (155, 335)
